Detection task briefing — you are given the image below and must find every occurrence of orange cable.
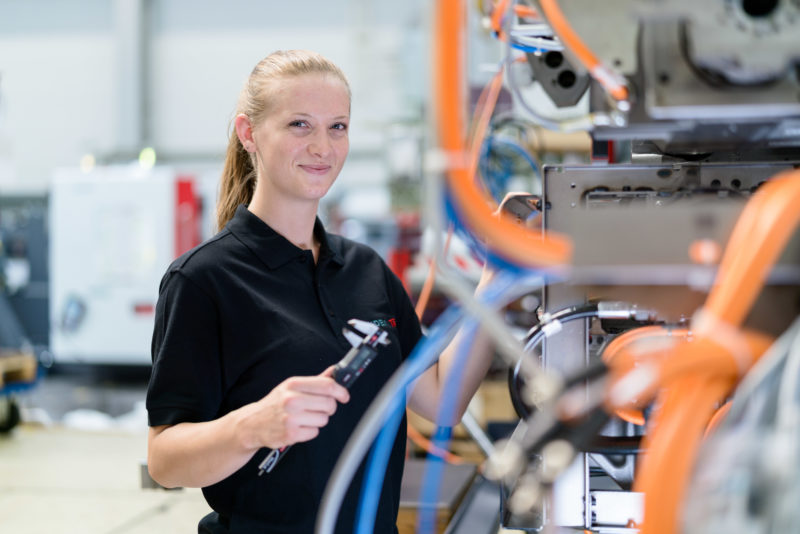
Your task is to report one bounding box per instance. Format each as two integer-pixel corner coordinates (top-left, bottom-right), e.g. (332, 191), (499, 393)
(414, 229), (455, 320)
(704, 170), (800, 327)
(601, 326), (690, 423)
(634, 377), (729, 534)
(630, 329), (772, 534)
(622, 171), (800, 534)
(436, 0), (572, 268)
(490, 1), (540, 41)
(490, 0), (510, 39)
(514, 4), (539, 19)
(605, 329), (772, 412)
(468, 67), (505, 193)
(414, 258), (438, 321)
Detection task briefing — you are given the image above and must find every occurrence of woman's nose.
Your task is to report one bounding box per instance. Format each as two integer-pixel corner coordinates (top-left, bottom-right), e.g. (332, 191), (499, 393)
(308, 131), (332, 158)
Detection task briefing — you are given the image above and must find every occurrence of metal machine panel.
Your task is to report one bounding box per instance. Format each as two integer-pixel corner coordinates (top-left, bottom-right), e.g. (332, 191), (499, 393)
(543, 162), (800, 329)
(540, 161), (800, 529)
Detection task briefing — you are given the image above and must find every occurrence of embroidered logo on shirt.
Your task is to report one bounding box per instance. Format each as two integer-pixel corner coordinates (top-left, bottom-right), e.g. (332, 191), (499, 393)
(372, 318), (397, 329)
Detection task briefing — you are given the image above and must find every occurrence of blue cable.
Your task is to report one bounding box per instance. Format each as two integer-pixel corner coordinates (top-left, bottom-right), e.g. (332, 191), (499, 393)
(416, 270), (549, 531)
(487, 136), (542, 180)
(479, 135), (542, 202)
(478, 139), (508, 203)
(354, 272), (539, 533)
(510, 42), (545, 54)
(416, 322), (478, 532)
(355, 392), (406, 534)
(353, 167), (560, 531)
(443, 190), (553, 278)
(354, 304), (465, 534)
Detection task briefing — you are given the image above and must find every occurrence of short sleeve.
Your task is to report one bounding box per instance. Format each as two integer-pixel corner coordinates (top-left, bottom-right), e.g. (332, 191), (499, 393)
(384, 267), (423, 360)
(146, 270), (224, 426)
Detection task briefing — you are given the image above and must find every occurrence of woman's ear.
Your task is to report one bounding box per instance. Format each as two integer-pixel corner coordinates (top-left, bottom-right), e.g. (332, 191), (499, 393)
(234, 113), (256, 153)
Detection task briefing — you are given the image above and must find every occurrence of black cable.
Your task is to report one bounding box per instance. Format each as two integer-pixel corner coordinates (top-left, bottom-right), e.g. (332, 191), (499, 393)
(510, 301), (659, 419)
(565, 407), (612, 453)
(509, 302), (601, 419)
(583, 435), (642, 456)
(563, 358), (609, 389)
(522, 303), (599, 347)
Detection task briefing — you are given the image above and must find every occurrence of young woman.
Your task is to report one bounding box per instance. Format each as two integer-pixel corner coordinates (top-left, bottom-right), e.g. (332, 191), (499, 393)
(146, 50), (494, 534)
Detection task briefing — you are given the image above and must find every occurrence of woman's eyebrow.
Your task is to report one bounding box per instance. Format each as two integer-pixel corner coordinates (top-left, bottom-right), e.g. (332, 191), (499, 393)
(287, 112), (349, 120)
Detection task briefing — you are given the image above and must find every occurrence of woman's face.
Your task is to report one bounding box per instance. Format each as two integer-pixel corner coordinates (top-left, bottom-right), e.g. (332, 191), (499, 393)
(250, 73), (350, 204)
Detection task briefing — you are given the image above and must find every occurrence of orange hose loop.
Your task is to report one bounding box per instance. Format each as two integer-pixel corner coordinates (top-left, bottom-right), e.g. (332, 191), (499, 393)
(602, 326), (690, 416)
(602, 325), (690, 369)
(537, 0), (629, 102)
(635, 377), (729, 534)
(605, 329), (773, 412)
(704, 169), (800, 327)
(658, 330), (774, 386)
(631, 330), (772, 534)
(436, 0), (572, 268)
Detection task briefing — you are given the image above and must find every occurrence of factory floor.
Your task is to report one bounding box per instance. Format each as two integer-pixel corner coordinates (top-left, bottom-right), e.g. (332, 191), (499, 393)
(0, 367), (211, 534)
(0, 367), (520, 534)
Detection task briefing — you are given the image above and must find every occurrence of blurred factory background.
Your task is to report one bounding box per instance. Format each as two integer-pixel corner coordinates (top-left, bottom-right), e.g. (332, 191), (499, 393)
(0, 1), (593, 533)
(25, 0), (800, 531)
(7, 0), (800, 532)
(0, 0), (436, 367)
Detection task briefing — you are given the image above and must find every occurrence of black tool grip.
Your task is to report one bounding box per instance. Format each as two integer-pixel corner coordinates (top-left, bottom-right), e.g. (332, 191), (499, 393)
(258, 336), (383, 476)
(332, 344), (378, 389)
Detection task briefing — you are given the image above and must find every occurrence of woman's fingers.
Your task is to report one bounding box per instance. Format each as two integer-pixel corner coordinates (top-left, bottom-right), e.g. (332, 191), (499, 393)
(283, 391), (338, 416)
(256, 370), (352, 448)
(288, 411), (331, 429)
(286, 374), (350, 404)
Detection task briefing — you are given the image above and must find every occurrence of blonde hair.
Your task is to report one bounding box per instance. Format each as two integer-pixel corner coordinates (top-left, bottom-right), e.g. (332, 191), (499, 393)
(216, 50), (351, 230)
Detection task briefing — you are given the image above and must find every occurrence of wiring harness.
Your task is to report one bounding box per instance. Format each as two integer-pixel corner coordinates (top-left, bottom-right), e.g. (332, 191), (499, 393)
(313, 1), (800, 532)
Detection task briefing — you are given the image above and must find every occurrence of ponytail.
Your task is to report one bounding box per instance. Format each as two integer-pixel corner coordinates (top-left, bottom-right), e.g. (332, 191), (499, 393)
(216, 131), (256, 230)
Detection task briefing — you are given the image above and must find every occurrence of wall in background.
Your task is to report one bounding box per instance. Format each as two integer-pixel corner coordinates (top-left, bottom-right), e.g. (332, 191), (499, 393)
(0, 0), (432, 197)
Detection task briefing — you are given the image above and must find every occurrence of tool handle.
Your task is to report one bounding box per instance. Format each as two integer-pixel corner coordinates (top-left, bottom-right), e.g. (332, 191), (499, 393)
(257, 328), (385, 476)
(257, 445), (291, 476)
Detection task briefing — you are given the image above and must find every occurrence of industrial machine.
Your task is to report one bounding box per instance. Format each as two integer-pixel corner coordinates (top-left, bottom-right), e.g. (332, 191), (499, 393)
(317, 1), (800, 534)
(481, 1), (800, 533)
(49, 166), (203, 365)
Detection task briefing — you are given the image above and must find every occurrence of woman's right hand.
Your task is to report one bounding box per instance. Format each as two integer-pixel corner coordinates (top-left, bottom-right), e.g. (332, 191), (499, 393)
(236, 367), (350, 451)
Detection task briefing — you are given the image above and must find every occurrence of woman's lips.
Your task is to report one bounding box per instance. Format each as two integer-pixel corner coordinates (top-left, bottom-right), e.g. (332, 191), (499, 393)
(300, 164), (331, 174)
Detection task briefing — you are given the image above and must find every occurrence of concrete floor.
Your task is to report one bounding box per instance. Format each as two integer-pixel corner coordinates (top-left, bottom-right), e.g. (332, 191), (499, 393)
(0, 426), (211, 534)
(0, 368), (211, 534)
(0, 368), (518, 534)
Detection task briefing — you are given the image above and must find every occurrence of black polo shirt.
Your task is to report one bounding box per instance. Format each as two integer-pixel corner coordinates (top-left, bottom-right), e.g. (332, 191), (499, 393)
(146, 205), (422, 534)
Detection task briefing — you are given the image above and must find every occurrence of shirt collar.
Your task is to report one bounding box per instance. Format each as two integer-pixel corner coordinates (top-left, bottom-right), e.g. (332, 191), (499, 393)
(226, 205), (344, 270)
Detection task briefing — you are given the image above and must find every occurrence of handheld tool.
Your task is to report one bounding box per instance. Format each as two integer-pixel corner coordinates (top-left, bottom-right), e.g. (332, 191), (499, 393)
(257, 318), (391, 476)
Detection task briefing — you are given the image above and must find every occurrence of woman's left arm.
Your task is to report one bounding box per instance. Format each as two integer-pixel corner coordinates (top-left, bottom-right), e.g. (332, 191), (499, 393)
(406, 192), (534, 424)
(406, 271), (495, 425)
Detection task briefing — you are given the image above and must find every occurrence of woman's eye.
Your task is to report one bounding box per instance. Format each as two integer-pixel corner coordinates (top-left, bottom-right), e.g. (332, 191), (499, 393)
(289, 120), (308, 128)
(331, 123), (348, 132)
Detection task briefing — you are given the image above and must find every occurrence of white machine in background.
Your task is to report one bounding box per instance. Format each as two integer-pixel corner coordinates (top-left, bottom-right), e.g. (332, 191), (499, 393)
(50, 166), (203, 365)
